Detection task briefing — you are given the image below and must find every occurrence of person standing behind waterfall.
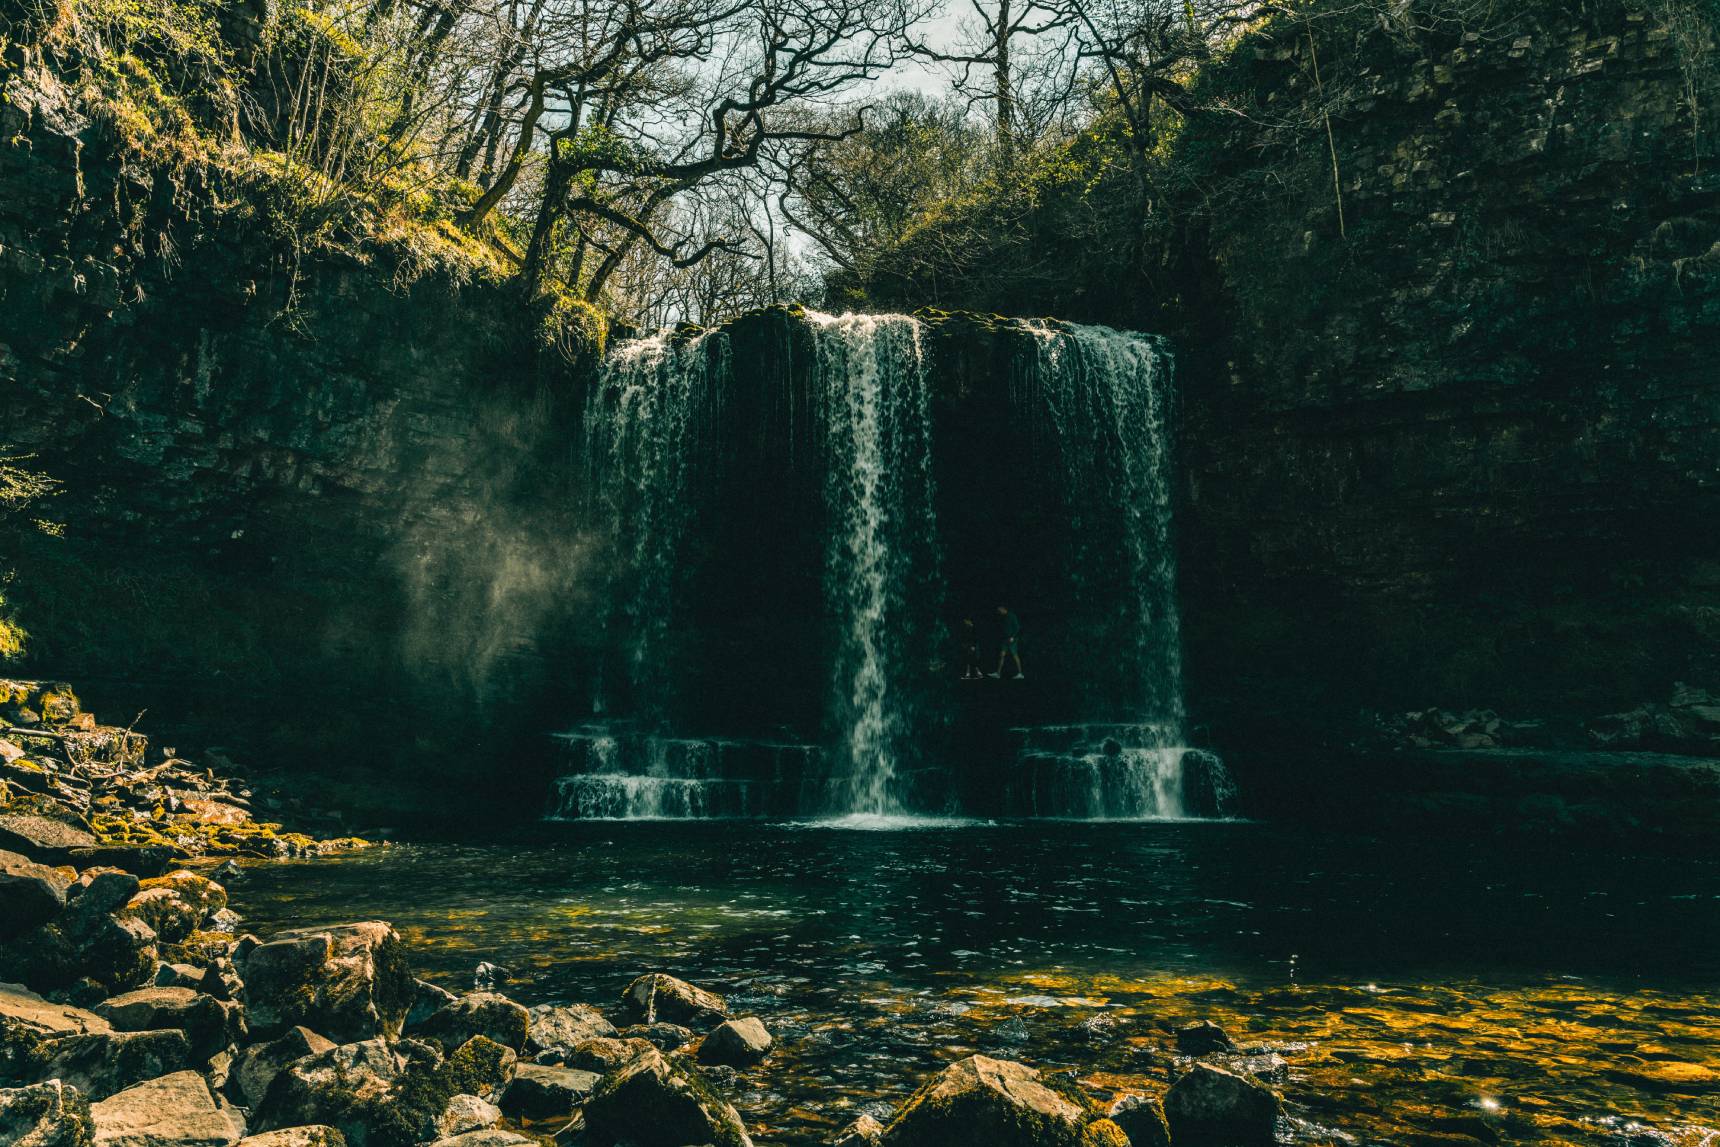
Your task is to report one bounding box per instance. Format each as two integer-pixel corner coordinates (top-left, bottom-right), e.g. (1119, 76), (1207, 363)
(990, 606), (1024, 680)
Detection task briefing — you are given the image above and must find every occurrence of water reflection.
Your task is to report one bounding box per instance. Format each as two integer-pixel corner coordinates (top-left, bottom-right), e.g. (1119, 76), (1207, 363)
(237, 822), (1720, 1145)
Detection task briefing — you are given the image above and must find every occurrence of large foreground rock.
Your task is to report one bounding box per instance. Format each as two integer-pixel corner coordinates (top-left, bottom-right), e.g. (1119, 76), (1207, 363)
(96, 987), (245, 1060)
(31, 1029), (194, 1101)
(0, 1079), (95, 1147)
(0, 814), (99, 864)
(498, 1064), (600, 1121)
(523, 1003), (614, 1055)
(90, 1071), (245, 1147)
(2, 875), (158, 993)
(1161, 1063), (1281, 1147)
(0, 849), (72, 940)
(581, 1048), (751, 1147)
(882, 1055), (1098, 1147)
(232, 1028), (337, 1109)
(620, 974), (727, 1028)
(238, 924), (413, 1042)
(119, 875), (227, 946)
(415, 994), (528, 1053)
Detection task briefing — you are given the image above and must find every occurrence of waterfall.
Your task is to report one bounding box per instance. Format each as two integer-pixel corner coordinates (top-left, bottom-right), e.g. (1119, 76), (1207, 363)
(583, 328), (727, 718)
(807, 312), (941, 815)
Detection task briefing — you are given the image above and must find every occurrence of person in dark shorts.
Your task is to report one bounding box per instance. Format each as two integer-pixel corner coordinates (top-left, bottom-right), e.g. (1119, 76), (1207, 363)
(989, 606), (1024, 680)
(959, 618), (982, 679)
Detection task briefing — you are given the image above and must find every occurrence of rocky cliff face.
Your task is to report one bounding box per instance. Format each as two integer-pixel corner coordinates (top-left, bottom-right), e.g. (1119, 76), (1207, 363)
(1171, 2), (1720, 809)
(0, 44), (590, 821)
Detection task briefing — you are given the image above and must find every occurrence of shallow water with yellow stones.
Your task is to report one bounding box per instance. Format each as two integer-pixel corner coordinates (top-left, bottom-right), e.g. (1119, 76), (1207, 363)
(237, 821), (1720, 1146)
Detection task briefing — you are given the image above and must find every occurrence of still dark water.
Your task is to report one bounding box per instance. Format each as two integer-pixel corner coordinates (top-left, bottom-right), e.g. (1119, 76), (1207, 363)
(238, 821), (1720, 1146)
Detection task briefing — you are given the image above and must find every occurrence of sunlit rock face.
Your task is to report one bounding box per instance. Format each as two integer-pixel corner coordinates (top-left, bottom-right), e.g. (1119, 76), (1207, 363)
(570, 308), (1234, 820)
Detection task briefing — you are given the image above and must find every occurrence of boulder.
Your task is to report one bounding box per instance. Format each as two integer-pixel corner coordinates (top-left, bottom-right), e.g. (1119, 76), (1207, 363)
(30, 1029), (194, 1101)
(89, 1071), (245, 1147)
(523, 1003), (614, 1056)
(250, 1040), (403, 1145)
(498, 1064), (601, 1121)
(1081, 1121), (1129, 1147)
(238, 924), (413, 1043)
(564, 1036), (656, 1074)
(70, 873), (142, 916)
(416, 994), (529, 1054)
(152, 965), (204, 990)
(618, 1022), (695, 1052)
(430, 1096), (498, 1139)
(236, 1129), (345, 1147)
(95, 987), (245, 1060)
(404, 981), (457, 1032)
(0, 1079), (95, 1147)
(881, 1056), (1092, 1147)
(119, 875), (227, 946)
(232, 1028), (337, 1109)
(832, 1114), (884, 1146)
(581, 1049), (752, 1147)
(1174, 1020), (1238, 1056)
(697, 1017), (773, 1067)
(0, 849), (71, 940)
(442, 1036), (517, 1102)
(1161, 1063), (1281, 1147)
(620, 974), (727, 1028)
(0, 981), (112, 1041)
(0, 815), (98, 864)
(1, 880), (158, 993)
(1105, 1096), (1171, 1147)
(426, 1133), (531, 1147)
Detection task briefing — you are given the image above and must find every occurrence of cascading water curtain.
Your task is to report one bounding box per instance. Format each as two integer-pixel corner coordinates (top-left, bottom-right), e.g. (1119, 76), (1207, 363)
(1030, 324), (1186, 744)
(584, 329), (728, 721)
(807, 313), (941, 815)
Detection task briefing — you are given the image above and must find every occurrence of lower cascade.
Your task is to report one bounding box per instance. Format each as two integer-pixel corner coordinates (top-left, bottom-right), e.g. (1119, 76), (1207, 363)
(557, 309), (1236, 822)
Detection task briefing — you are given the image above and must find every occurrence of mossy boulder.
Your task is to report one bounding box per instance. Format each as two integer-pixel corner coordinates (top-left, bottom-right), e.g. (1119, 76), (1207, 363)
(619, 973), (727, 1029)
(1162, 1062), (1282, 1146)
(0, 1078), (95, 1147)
(415, 994), (528, 1054)
(881, 1055), (1098, 1147)
(118, 871), (227, 944)
(239, 923), (414, 1043)
(580, 1047), (751, 1147)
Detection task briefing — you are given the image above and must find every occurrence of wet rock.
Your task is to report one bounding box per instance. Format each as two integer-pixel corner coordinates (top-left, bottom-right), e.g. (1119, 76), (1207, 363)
(620, 973), (728, 1029)
(1175, 1020), (1238, 1056)
(697, 1017), (773, 1067)
(0, 849), (71, 940)
(238, 924), (413, 1042)
(90, 1071), (245, 1147)
(498, 1064), (600, 1121)
(564, 1036), (656, 1073)
(232, 1028), (336, 1109)
(523, 1003), (614, 1056)
(1106, 1095), (1171, 1147)
(95, 987), (245, 1060)
(881, 1055), (1093, 1147)
(31, 1029), (194, 1101)
(1161, 1063), (1281, 1147)
(0, 1078), (94, 1147)
(119, 874), (227, 946)
(582, 1048), (752, 1147)
(619, 1022), (695, 1052)
(470, 964), (508, 993)
(0, 815), (99, 865)
(404, 981), (457, 1032)
(211, 863), (243, 885)
(235, 1129), (346, 1147)
(431, 1095), (499, 1139)
(417, 994), (529, 1054)
(833, 1113), (884, 1146)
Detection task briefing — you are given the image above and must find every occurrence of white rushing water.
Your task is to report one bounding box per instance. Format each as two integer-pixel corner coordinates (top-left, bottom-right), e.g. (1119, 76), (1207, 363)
(583, 329), (727, 717)
(806, 312), (941, 816)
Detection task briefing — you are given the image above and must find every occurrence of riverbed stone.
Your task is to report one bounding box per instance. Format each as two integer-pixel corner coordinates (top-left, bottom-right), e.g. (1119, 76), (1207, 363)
(619, 1021), (695, 1052)
(0, 815), (98, 864)
(30, 1029), (194, 1101)
(498, 1064), (601, 1120)
(232, 1027), (337, 1109)
(417, 994), (529, 1053)
(238, 923), (413, 1042)
(697, 1017), (773, 1067)
(0, 849), (71, 939)
(833, 1113), (884, 1146)
(431, 1095), (499, 1139)
(620, 973), (728, 1028)
(581, 1047), (752, 1147)
(1175, 1020), (1238, 1056)
(1106, 1096), (1171, 1147)
(235, 1129), (346, 1147)
(96, 987), (245, 1060)
(1161, 1063), (1281, 1146)
(523, 1002), (614, 1056)
(882, 1055), (1093, 1147)
(89, 1070), (245, 1147)
(0, 1079), (95, 1147)
(564, 1036), (656, 1073)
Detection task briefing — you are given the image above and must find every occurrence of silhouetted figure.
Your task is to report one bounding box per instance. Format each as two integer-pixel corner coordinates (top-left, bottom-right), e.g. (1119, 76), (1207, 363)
(989, 606), (1024, 680)
(959, 619), (982, 679)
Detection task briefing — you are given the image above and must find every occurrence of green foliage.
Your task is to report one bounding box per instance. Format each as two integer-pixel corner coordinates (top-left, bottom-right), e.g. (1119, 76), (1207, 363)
(0, 452), (61, 664)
